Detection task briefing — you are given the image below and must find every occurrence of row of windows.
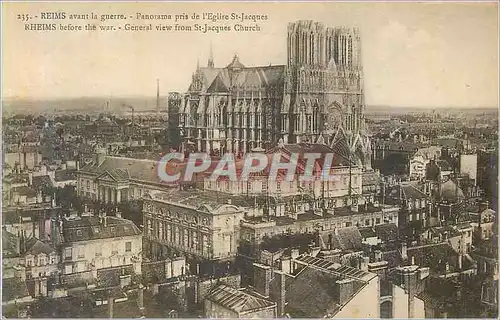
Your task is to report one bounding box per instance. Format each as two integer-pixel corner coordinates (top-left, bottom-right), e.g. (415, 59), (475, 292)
(79, 178), (95, 190)
(147, 219), (209, 252)
(257, 214), (392, 239)
(25, 255), (57, 267)
(64, 242), (132, 260)
(408, 199), (428, 210)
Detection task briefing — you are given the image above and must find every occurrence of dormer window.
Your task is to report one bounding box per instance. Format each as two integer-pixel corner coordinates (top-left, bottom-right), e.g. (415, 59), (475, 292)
(76, 230), (82, 237)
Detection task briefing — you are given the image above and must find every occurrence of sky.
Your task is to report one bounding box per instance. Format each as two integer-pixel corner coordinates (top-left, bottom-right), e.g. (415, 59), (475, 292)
(2, 1), (499, 108)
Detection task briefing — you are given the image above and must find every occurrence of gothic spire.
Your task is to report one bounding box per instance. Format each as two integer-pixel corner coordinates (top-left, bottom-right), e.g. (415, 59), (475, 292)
(208, 41), (214, 68)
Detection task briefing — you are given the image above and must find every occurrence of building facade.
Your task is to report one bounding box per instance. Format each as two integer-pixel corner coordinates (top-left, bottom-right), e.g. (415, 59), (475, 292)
(142, 195), (245, 260)
(77, 154), (178, 204)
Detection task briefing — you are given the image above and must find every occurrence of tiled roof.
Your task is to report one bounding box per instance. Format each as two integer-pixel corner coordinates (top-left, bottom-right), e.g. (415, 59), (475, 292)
(24, 237), (56, 256)
(386, 183), (429, 202)
(54, 169), (77, 182)
(382, 242), (474, 274)
(205, 284), (276, 314)
(374, 223), (399, 242)
(275, 143), (355, 167)
(413, 146), (442, 160)
(96, 265), (135, 288)
(2, 205), (61, 225)
(2, 230), (20, 257)
(62, 216), (141, 243)
(358, 227), (377, 239)
(436, 159), (453, 171)
(207, 73), (229, 92)
(330, 130), (356, 166)
(286, 255), (375, 317)
(374, 140), (423, 152)
(294, 255), (375, 282)
(193, 63), (285, 93)
(432, 138), (463, 148)
(440, 180), (465, 201)
(80, 156), (170, 185)
(285, 267), (345, 317)
(12, 186), (37, 198)
(334, 227), (363, 251)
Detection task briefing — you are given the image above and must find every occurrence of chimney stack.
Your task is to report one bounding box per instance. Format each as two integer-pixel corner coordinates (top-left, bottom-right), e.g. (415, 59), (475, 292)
(396, 266), (419, 318)
(52, 193), (56, 208)
(138, 284), (145, 312)
(21, 230), (27, 253)
(281, 256), (291, 274)
(401, 242), (408, 262)
(253, 263), (272, 297)
(115, 207), (122, 219)
(16, 231), (22, 255)
(274, 271), (287, 317)
(360, 256), (370, 271)
(336, 278), (356, 306)
(108, 293), (114, 318)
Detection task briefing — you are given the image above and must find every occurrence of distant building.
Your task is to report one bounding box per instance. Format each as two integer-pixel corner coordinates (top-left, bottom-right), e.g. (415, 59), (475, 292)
(167, 92), (182, 149)
(52, 169), (78, 188)
(384, 182), (432, 239)
(425, 159), (453, 181)
(2, 231), (60, 298)
(3, 146), (42, 171)
(198, 142), (365, 207)
(471, 235), (498, 281)
(409, 146), (442, 180)
(240, 205), (399, 246)
(460, 153), (478, 184)
(52, 214), (142, 277)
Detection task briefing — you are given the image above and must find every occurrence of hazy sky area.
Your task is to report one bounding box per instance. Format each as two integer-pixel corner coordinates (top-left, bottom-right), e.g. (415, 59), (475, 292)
(2, 1), (499, 108)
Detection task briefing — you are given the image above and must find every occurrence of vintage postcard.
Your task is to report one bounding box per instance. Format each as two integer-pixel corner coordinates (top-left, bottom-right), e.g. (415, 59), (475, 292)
(1, 1), (498, 318)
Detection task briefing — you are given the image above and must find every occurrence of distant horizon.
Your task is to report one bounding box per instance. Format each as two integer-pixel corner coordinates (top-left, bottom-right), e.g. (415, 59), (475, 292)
(2, 95), (498, 111)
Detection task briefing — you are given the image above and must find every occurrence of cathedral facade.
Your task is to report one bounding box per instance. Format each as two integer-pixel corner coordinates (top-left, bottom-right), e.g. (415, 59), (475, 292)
(176, 20), (372, 169)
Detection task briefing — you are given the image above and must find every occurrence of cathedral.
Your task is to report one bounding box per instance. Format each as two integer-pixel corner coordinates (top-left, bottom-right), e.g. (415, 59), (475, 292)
(175, 20), (372, 170)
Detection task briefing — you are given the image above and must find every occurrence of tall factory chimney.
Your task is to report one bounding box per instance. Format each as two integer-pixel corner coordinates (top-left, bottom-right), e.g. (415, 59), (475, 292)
(156, 79), (160, 114)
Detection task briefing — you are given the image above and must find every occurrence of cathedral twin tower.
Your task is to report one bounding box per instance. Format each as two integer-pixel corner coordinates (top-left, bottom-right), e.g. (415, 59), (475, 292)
(287, 21), (362, 69)
(177, 20), (370, 167)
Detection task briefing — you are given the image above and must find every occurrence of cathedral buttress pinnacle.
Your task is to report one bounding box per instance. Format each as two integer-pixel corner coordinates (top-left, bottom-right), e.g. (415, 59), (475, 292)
(208, 41), (214, 68)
